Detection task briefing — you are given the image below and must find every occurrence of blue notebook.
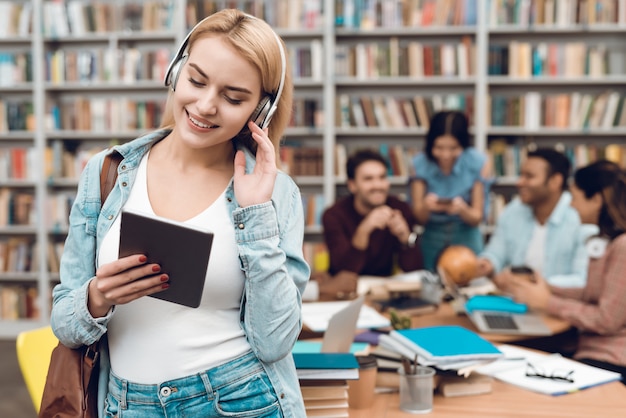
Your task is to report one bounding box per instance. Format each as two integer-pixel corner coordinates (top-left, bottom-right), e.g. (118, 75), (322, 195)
(390, 325), (503, 362)
(465, 295), (528, 314)
(292, 341), (369, 354)
(292, 352), (360, 380)
(292, 352), (359, 370)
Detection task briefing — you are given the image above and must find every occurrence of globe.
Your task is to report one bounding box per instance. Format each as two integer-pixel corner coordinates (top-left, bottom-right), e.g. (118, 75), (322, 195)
(436, 245), (478, 286)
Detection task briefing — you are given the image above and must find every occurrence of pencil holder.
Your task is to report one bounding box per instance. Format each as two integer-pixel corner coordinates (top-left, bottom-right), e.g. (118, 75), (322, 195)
(398, 366), (435, 414)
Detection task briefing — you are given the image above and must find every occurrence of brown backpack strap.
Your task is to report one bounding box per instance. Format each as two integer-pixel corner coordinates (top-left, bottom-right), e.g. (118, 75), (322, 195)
(100, 150), (123, 205)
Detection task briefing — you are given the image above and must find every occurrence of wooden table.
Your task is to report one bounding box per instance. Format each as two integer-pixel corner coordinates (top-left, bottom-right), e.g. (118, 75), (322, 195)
(300, 299), (623, 416)
(347, 302), (625, 416)
(348, 378), (626, 417)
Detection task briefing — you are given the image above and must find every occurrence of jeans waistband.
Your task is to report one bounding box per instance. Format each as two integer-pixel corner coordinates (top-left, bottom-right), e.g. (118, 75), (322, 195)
(108, 351), (261, 406)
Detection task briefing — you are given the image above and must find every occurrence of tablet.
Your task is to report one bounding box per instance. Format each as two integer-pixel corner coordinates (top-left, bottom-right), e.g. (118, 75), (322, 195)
(118, 210), (214, 308)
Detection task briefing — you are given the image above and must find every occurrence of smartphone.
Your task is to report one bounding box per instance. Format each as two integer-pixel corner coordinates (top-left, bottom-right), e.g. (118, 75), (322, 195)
(437, 197), (453, 205)
(510, 265), (536, 283)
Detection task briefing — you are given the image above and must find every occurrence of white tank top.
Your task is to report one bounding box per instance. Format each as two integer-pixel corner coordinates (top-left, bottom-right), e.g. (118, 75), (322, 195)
(98, 152), (249, 384)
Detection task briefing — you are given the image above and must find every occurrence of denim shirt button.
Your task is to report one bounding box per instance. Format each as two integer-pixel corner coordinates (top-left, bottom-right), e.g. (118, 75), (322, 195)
(227, 197), (232, 202)
(121, 182), (128, 187)
(120, 164), (126, 170)
(280, 393), (285, 399)
(107, 215), (113, 220)
(238, 223), (245, 230)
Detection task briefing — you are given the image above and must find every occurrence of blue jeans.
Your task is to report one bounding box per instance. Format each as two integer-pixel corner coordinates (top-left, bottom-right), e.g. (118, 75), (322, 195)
(105, 351), (282, 417)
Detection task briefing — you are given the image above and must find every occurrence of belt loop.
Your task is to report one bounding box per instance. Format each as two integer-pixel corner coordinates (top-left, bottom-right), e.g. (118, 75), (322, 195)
(120, 379), (128, 410)
(200, 372), (214, 401)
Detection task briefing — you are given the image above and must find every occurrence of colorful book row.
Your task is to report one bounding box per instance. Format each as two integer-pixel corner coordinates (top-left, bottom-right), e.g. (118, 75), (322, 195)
(488, 91), (626, 130)
(335, 0), (478, 28)
(488, 0), (624, 26)
(336, 94), (472, 129)
(335, 37), (475, 79)
(42, 0), (175, 37)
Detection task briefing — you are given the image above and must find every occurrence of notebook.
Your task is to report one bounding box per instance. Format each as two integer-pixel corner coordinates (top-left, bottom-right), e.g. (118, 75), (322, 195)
(389, 325), (503, 363)
(118, 210), (214, 308)
(439, 267), (552, 336)
(292, 352), (359, 380)
(476, 344), (622, 396)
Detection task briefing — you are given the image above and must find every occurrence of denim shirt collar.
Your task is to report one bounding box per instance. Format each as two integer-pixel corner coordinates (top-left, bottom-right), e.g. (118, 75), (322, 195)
(518, 191), (572, 226)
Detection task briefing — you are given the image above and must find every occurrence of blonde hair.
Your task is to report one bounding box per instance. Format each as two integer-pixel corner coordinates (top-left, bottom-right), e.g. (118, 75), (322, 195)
(159, 9), (293, 157)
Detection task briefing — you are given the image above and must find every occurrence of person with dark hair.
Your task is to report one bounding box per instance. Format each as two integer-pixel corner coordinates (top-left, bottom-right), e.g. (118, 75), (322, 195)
(477, 148), (588, 288)
(508, 160), (626, 383)
(322, 149), (423, 280)
(410, 110), (493, 270)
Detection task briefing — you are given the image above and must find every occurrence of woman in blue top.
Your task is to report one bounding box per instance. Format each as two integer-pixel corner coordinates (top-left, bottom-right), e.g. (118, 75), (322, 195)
(50, 10), (309, 417)
(410, 110), (492, 271)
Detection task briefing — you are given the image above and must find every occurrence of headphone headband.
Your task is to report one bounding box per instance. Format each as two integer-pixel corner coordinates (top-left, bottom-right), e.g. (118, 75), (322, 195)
(164, 13), (286, 129)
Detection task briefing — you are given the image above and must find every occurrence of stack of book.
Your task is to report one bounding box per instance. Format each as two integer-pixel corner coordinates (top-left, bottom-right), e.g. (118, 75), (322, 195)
(381, 325), (503, 367)
(378, 325), (503, 396)
(293, 352), (359, 418)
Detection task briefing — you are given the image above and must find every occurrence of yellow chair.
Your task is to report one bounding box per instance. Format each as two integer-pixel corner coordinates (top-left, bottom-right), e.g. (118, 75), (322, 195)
(16, 326), (59, 413)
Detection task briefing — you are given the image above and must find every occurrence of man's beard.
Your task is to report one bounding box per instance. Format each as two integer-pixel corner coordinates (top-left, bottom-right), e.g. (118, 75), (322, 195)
(360, 191), (387, 210)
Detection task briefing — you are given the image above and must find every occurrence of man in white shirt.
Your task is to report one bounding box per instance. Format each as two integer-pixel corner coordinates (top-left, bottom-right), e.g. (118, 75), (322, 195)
(476, 148), (588, 289)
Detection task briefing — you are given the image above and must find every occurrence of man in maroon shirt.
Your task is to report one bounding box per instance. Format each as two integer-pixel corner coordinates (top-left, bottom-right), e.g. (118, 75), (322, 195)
(322, 149), (423, 283)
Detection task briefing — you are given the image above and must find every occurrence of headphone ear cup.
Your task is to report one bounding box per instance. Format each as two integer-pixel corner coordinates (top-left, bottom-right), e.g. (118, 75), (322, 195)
(167, 55), (188, 91)
(251, 96), (272, 128)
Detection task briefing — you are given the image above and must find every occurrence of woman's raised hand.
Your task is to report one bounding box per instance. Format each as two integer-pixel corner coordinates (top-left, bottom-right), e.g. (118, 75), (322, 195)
(233, 121), (278, 208)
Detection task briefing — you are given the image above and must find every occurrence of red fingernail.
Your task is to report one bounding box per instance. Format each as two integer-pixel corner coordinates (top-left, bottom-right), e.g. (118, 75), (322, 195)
(160, 275), (168, 282)
(162, 283), (169, 289)
(152, 265), (161, 272)
(139, 255), (147, 263)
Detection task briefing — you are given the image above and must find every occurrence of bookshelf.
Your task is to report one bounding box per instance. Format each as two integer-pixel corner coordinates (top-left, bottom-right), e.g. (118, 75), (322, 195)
(0, 0), (625, 337)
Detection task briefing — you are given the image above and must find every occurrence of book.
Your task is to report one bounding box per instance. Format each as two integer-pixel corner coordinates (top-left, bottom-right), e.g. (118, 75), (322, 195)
(292, 340), (369, 355)
(293, 353), (359, 380)
(300, 379), (349, 399)
(438, 374), (494, 397)
(389, 325), (503, 362)
(476, 345), (622, 396)
(299, 379), (349, 418)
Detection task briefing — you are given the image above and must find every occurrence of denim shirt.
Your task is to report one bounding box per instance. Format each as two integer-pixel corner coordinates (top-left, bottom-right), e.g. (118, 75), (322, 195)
(50, 129), (311, 417)
(480, 192), (588, 287)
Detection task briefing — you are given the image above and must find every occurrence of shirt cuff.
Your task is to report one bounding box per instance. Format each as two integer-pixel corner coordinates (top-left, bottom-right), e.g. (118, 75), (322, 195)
(75, 278), (114, 338)
(232, 201), (279, 243)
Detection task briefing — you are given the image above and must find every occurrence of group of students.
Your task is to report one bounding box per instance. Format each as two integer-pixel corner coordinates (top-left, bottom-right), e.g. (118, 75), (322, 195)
(322, 110), (626, 384)
(44, 9), (624, 418)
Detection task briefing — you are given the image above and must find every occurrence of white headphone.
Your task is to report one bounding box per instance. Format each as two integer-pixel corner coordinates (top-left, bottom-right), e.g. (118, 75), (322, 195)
(164, 13), (286, 129)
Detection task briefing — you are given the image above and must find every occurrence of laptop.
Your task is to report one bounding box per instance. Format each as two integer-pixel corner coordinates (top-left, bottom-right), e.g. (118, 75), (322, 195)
(438, 267), (552, 336)
(320, 296), (365, 353)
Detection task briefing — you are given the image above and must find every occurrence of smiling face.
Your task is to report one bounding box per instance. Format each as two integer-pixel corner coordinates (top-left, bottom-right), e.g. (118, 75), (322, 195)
(516, 157), (560, 206)
(347, 160), (390, 210)
(431, 135), (463, 172)
(172, 35), (262, 150)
